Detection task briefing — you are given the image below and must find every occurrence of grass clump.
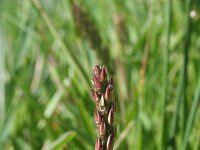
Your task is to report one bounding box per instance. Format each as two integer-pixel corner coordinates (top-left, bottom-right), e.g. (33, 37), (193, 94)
(0, 0), (200, 149)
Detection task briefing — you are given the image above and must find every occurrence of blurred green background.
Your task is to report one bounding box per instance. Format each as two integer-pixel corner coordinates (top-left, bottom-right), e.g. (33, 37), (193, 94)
(0, 0), (200, 149)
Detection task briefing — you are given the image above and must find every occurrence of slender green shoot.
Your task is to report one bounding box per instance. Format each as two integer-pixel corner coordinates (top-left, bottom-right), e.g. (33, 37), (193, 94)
(159, 0), (172, 149)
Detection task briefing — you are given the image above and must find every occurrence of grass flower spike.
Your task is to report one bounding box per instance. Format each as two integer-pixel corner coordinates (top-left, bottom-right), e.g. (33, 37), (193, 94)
(91, 65), (116, 150)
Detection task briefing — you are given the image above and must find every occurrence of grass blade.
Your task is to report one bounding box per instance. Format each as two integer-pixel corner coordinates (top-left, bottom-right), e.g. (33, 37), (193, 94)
(168, 0), (193, 148)
(182, 0), (193, 133)
(44, 131), (76, 150)
(44, 90), (63, 119)
(181, 78), (200, 150)
(31, 0), (90, 86)
(159, 0), (172, 149)
(114, 120), (135, 150)
(0, 23), (6, 121)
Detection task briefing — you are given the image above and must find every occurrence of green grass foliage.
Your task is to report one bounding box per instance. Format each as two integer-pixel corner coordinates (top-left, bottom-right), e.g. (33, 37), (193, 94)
(0, 0), (200, 149)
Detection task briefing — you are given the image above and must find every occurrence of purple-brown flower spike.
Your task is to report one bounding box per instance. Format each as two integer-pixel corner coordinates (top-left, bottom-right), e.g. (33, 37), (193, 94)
(112, 99), (116, 114)
(91, 65), (116, 150)
(93, 65), (101, 77)
(100, 118), (106, 137)
(93, 76), (102, 90)
(91, 89), (100, 103)
(99, 96), (106, 114)
(100, 66), (107, 82)
(108, 107), (114, 125)
(106, 133), (114, 150)
(112, 125), (116, 139)
(95, 137), (102, 150)
(94, 109), (101, 127)
(108, 77), (113, 89)
(105, 86), (111, 101)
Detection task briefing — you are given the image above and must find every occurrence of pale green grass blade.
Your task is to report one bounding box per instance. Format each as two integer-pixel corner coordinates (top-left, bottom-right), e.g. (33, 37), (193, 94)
(44, 131), (76, 150)
(44, 90), (63, 119)
(114, 120), (135, 150)
(0, 23), (6, 121)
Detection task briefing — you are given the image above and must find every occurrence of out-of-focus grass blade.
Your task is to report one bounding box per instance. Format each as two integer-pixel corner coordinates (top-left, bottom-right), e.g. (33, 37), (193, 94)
(44, 90), (63, 119)
(194, 134), (200, 150)
(0, 22), (6, 121)
(140, 112), (152, 131)
(2, 11), (40, 40)
(2, 0), (200, 149)
(76, 99), (95, 140)
(114, 120), (135, 150)
(31, 0), (90, 86)
(44, 131), (76, 150)
(181, 77), (200, 150)
(0, 106), (17, 142)
(16, 137), (33, 150)
(159, 0), (172, 149)
(181, 0), (193, 135)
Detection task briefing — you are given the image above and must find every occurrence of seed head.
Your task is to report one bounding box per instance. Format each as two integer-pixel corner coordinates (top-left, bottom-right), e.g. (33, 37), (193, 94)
(94, 109), (101, 126)
(93, 65), (101, 79)
(99, 96), (106, 114)
(91, 89), (101, 103)
(100, 66), (107, 82)
(91, 65), (116, 150)
(93, 76), (102, 91)
(112, 99), (116, 114)
(95, 137), (102, 150)
(100, 118), (106, 137)
(108, 107), (114, 125)
(106, 133), (114, 150)
(105, 85), (111, 101)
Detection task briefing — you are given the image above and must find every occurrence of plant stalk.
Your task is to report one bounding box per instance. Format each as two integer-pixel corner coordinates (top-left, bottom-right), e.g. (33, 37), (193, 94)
(160, 0), (172, 149)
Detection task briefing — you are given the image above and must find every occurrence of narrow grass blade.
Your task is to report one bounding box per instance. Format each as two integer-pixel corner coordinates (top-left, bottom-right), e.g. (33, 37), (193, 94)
(44, 90), (63, 119)
(44, 131), (76, 150)
(113, 120), (135, 150)
(181, 78), (200, 150)
(168, 0), (193, 148)
(0, 24), (6, 121)
(159, 0), (172, 149)
(76, 99), (95, 140)
(168, 69), (183, 149)
(31, 0), (90, 86)
(182, 0), (193, 133)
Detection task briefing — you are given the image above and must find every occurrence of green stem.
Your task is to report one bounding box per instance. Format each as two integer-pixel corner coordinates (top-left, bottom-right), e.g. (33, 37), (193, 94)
(181, 77), (200, 150)
(168, 0), (192, 149)
(182, 0), (192, 133)
(160, 0), (172, 149)
(168, 69), (183, 149)
(0, 0), (6, 122)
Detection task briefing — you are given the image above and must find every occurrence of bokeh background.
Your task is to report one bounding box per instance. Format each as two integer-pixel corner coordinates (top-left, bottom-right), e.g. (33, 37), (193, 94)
(0, 0), (200, 149)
